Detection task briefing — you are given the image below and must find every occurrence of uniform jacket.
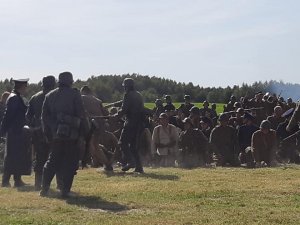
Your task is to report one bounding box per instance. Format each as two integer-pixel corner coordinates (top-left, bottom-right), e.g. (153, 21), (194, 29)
(151, 124), (179, 156)
(251, 129), (277, 163)
(42, 86), (87, 141)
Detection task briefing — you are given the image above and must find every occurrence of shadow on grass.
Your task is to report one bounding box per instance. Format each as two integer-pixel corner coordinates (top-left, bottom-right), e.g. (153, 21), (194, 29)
(66, 195), (129, 212)
(103, 171), (179, 181)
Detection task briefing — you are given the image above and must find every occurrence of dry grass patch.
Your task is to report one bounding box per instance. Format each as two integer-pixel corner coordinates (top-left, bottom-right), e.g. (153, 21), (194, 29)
(0, 166), (300, 225)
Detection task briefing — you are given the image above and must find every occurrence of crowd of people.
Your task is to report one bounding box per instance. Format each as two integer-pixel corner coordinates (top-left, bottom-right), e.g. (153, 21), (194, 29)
(0, 74), (300, 198)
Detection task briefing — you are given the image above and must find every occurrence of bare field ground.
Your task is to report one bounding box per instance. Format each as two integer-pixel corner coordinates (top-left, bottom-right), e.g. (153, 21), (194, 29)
(0, 166), (300, 225)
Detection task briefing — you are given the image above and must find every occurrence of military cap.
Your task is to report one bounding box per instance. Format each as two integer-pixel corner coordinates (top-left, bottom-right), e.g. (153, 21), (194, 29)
(184, 95), (190, 100)
(58, 72), (73, 85)
(282, 108), (294, 118)
(122, 78), (134, 87)
(159, 112), (168, 119)
(236, 108), (244, 114)
(234, 102), (241, 108)
(203, 100), (209, 106)
(255, 91), (264, 96)
(164, 95), (171, 100)
(183, 117), (193, 126)
(260, 120), (271, 129)
(189, 106), (200, 115)
(12, 78), (29, 84)
(80, 85), (92, 94)
(218, 113), (229, 121)
(243, 112), (255, 121)
(42, 75), (55, 88)
(155, 99), (163, 105)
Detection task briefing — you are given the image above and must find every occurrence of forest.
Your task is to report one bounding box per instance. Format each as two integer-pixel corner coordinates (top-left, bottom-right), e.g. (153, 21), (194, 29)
(1, 74), (300, 103)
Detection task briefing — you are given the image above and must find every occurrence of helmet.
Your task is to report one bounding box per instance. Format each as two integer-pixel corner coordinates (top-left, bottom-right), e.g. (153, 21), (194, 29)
(189, 106), (200, 115)
(122, 78), (134, 88)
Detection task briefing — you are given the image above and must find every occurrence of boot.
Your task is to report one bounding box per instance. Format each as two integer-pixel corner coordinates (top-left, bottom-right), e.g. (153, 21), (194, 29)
(14, 175), (26, 187)
(34, 172), (42, 191)
(1, 172), (11, 187)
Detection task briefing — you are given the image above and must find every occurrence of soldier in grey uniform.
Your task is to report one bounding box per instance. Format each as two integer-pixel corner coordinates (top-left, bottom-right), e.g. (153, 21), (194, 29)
(40, 72), (88, 198)
(114, 78), (145, 173)
(26, 76), (56, 190)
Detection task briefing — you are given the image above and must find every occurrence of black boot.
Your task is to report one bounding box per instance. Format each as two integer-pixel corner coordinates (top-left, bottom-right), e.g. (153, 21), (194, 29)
(1, 172), (11, 187)
(14, 175), (26, 187)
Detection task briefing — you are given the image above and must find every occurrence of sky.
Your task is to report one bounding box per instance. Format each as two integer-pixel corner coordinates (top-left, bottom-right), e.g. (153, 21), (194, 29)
(0, 0), (299, 87)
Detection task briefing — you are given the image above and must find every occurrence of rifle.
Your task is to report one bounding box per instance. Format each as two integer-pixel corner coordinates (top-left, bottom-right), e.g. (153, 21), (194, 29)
(282, 130), (300, 143)
(104, 100), (123, 109)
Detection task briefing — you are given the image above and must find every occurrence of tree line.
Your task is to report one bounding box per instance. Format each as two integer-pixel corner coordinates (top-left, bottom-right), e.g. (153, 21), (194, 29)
(1, 74), (300, 103)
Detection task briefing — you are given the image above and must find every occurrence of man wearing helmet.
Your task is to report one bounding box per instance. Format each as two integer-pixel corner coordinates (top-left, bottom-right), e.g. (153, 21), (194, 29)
(114, 78), (145, 173)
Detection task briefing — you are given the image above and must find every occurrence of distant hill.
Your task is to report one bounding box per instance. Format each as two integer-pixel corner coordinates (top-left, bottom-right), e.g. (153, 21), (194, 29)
(1, 74), (300, 103)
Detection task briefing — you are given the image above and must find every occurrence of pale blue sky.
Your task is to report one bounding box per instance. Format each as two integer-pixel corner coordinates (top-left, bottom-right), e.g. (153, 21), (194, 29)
(0, 0), (299, 87)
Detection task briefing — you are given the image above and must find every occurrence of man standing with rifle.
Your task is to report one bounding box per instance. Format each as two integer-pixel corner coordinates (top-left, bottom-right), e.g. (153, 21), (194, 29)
(114, 78), (145, 173)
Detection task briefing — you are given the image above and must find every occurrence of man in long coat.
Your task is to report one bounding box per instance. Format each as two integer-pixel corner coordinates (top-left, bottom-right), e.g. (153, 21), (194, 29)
(0, 78), (31, 187)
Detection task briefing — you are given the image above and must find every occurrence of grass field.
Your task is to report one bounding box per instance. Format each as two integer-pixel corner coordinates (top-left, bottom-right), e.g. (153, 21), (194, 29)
(0, 166), (300, 225)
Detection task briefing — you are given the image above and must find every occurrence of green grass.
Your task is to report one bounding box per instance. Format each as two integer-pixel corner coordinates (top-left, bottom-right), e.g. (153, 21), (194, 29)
(1, 166), (300, 225)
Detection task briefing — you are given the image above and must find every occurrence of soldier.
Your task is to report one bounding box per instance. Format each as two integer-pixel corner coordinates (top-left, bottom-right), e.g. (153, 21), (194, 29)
(178, 95), (194, 117)
(80, 85), (109, 167)
(237, 112), (259, 167)
(0, 78), (31, 187)
(200, 116), (213, 139)
(252, 120), (278, 167)
(210, 103), (218, 123)
(286, 98), (296, 110)
(249, 92), (267, 125)
(224, 95), (236, 112)
(276, 108), (300, 163)
(80, 85), (109, 119)
(0, 92), (10, 124)
(163, 95), (175, 112)
(210, 113), (239, 166)
(40, 72), (88, 198)
(89, 119), (118, 171)
(151, 113), (179, 167)
(199, 100), (213, 119)
(287, 101), (300, 132)
(267, 106), (285, 130)
(114, 78), (145, 173)
(189, 106), (201, 129)
(26, 76), (56, 190)
(152, 99), (164, 121)
(178, 117), (208, 168)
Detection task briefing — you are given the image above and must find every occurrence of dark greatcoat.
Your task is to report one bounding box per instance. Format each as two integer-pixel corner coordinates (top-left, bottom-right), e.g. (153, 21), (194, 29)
(0, 90), (31, 175)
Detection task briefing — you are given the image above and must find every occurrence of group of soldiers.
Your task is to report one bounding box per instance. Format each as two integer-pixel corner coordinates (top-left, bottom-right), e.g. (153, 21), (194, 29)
(149, 92), (300, 168)
(0, 75), (300, 198)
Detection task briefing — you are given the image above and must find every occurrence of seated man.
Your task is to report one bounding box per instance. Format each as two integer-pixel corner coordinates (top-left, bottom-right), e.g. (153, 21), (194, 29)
(178, 117), (208, 168)
(210, 113), (239, 166)
(151, 113), (179, 167)
(237, 112), (259, 167)
(252, 120), (278, 167)
(89, 119), (119, 171)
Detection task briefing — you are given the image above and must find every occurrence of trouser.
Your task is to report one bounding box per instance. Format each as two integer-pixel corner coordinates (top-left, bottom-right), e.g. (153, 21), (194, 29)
(33, 140), (50, 188)
(41, 140), (79, 194)
(120, 124), (143, 170)
(2, 172), (21, 185)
